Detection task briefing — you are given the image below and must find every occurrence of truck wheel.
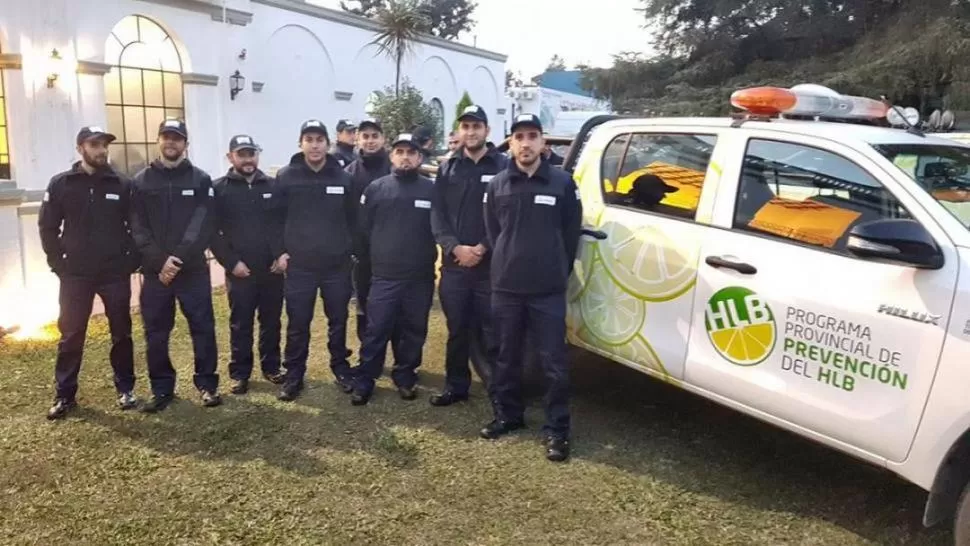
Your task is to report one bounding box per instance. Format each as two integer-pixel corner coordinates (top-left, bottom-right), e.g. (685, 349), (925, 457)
(955, 481), (970, 546)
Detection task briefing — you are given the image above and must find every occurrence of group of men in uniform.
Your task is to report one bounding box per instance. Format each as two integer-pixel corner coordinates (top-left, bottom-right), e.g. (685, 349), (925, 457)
(38, 106), (582, 462)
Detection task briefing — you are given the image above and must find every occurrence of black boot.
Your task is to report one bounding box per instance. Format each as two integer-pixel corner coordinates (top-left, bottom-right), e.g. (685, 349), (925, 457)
(46, 398), (76, 420)
(429, 391), (469, 407)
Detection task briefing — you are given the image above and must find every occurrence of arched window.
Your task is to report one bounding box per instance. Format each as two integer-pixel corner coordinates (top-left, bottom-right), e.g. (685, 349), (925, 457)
(430, 97), (445, 150)
(0, 45), (10, 179)
(104, 15), (184, 174)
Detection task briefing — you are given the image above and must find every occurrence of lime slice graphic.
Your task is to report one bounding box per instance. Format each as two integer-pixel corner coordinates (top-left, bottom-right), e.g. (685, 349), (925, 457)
(705, 286), (776, 366)
(567, 238), (597, 303)
(612, 335), (670, 380)
(599, 222), (697, 302)
(580, 260), (645, 346)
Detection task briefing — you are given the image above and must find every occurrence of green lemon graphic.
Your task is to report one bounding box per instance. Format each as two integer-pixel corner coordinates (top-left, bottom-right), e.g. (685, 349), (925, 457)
(580, 260), (646, 346)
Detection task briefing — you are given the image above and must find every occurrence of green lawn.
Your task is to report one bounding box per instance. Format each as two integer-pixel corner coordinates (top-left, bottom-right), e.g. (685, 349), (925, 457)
(0, 290), (952, 545)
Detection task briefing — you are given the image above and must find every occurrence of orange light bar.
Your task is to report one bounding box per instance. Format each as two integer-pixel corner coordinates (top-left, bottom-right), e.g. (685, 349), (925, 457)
(730, 87), (797, 116)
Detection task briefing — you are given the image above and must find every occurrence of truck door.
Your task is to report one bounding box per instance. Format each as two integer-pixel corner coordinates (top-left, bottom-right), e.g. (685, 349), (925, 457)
(569, 129), (722, 382)
(684, 134), (957, 461)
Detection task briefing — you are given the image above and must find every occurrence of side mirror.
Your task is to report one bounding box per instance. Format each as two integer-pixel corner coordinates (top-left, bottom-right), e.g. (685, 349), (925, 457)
(846, 219), (944, 269)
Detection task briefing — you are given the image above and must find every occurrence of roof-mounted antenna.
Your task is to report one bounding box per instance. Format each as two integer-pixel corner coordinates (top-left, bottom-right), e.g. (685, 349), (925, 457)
(881, 96), (925, 138)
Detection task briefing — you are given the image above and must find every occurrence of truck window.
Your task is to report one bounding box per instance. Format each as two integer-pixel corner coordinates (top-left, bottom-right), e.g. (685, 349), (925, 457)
(600, 132), (718, 221)
(734, 139), (911, 251)
(874, 143), (970, 229)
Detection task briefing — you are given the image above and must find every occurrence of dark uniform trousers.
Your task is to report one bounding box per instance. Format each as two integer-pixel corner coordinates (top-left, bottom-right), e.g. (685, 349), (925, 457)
(355, 277), (434, 393)
(140, 270), (219, 395)
(284, 265), (353, 382)
(55, 275), (135, 400)
(226, 273), (284, 380)
(438, 267), (496, 395)
(491, 290), (570, 439)
(353, 258), (404, 362)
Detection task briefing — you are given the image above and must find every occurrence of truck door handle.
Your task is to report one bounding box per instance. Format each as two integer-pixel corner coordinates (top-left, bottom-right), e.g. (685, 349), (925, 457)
(581, 228), (607, 240)
(705, 256), (757, 275)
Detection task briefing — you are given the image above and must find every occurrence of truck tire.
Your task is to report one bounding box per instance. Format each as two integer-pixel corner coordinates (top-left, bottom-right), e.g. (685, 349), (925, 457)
(955, 481), (970, 546)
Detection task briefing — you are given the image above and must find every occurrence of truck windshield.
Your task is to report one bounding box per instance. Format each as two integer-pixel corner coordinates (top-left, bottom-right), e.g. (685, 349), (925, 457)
(874, 143), (970, 228)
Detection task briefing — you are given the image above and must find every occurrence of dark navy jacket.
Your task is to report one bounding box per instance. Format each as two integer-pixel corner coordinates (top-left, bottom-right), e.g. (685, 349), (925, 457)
(359, 171), (436, 281)
(484, 159), (582, 295)
(38, 162), (138, 279)
(130, 159), (215, 274)
(431, 146), (509, 272)
(277, 153), (356, 272)
(210, 168), (284, 278)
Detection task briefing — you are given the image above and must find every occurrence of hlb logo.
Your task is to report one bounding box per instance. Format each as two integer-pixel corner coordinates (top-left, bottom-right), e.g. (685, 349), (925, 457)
(705, 286), (776, 366)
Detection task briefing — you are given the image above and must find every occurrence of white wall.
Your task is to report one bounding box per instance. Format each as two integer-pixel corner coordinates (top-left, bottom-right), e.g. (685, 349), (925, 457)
(0, 0), (506, 329)
(0, 0), (506, 188)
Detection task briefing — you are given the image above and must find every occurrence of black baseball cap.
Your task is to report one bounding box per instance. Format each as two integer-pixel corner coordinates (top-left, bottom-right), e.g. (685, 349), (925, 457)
(158, 118), (189, 139)
(300, 119), (329, 138)
(229, 134), (260, 152)
(510, 113), (542, 133)
(457, 104), (488, 125)
(336, 119), (358, 133)
(391, 133), (422, 151)
(412, 126), (434, 145)
(76, 126), (116, 145)
(358, 118), (383, 133)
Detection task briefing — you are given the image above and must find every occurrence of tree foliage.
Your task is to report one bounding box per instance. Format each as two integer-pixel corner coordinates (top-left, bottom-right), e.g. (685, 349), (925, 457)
(369, 0), (427, 97)
(453, 91), (474, 130)
(369, 81), (442, 144)
(341, 0), (477, 39)
(583, 0), (970, 116)
(546, 54), (567, 71)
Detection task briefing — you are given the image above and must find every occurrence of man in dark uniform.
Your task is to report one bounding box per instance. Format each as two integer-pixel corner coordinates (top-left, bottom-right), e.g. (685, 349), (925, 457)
(543, 140), (565, 166)
(38, 126), (140, 419)
(130, 119), (221, 412)
(429, 105), (508, 407)
(332, 119), (359, 167)
(412, 126), (438, 167)
(345, 118), (406, 376)
(351, 133), (437, 406)
(211, 135), (286, 395)
(276, 120), (357, 401)
(345, 118), (389, 343)
(482, 113), (582, 462)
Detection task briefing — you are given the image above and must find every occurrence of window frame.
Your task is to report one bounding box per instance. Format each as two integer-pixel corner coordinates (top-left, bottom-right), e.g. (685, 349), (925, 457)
(598, 130), (719, 224)
(728, 136), (919, 258)
(104, 15), (185, 175)
(0, 46), (10, 180)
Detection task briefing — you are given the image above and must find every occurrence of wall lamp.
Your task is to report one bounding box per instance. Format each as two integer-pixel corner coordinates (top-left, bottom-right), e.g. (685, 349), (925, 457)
(230, 70), (246, 101)
(46, 48), (63, 88)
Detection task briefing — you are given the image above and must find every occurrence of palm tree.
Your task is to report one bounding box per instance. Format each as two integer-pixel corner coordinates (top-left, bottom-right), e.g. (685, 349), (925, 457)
(371, 0), (428, 97)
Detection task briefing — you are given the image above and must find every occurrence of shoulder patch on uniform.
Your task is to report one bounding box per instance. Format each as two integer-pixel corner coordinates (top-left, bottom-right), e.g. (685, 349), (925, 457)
(208, 187), (215, 197)
(483, 192), (488, 203)
(43, 191), (50, 202)
(360, 194), (367, 205)
(575, 189), (582, 200)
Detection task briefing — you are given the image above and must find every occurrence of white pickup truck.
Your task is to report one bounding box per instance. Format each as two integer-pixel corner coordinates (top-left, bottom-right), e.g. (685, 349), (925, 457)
(559, 86), (970, 544)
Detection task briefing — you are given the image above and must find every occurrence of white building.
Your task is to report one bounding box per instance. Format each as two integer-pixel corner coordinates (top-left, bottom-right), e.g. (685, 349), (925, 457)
(505, 70), (611, 136)
(0, 0), (506, 334)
